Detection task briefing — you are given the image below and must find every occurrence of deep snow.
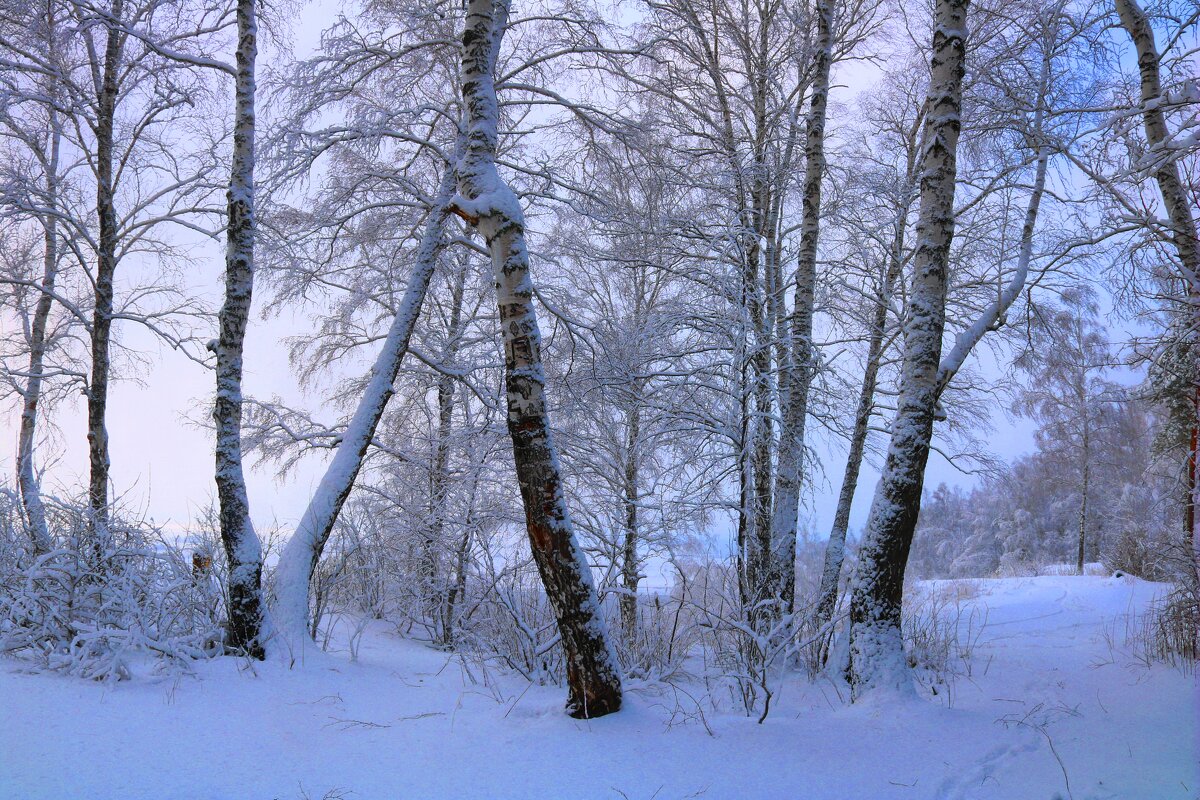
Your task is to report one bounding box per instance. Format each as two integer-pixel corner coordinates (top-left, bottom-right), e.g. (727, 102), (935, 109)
(1, 575), (1195, 799)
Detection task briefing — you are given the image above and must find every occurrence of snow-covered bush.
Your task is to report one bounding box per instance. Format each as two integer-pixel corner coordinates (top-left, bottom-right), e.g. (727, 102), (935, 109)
(607, 586), (697, 683)
(902, 581), (987, 699)
(454, 560), (565, 685)
(1137, 583), (1198, 669)
(1142, 585), (1200, 671)
(0, 497), (224, 680)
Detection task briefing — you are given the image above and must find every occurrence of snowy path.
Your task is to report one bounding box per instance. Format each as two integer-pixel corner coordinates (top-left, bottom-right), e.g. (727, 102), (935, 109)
(1, 576), (1194, 799)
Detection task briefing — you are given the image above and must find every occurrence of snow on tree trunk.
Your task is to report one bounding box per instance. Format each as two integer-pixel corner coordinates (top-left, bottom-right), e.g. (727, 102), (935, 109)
(935, 57), (1051, 397)
(17, 127), (61, 555)
(450, 0), (622, 718)
(1114, 0), (1200, 589)
(815, 248), (901, 633)
(768, 0), (834, 618)
(214, 0), (266, 658)
(271, 154), (460, 646)
(87, 0), (124, 537)
(845, 0), (967, 701)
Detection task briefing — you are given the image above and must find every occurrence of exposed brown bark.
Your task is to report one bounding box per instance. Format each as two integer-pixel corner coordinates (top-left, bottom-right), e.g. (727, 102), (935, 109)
(846, 0), (968, 699)
(1115, 0), (1200, 588)
(453, 0), (621, 718)
(87, 0), (125, 534)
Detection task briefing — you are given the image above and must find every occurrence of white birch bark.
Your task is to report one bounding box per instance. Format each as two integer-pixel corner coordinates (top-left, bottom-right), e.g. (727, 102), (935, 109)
(768, 0), (834, 617)
(86, 0), (124, 536)
(450, 0), (622, 718)
(214, 0), (266, 657)
(845, 0), (968, 700)
(814, 249), (902, 633)
(14, 68), (63, 555)
(1114, 0), (1200, 589)
(816, 70), (926, 639)
(272, 154), (460, 644)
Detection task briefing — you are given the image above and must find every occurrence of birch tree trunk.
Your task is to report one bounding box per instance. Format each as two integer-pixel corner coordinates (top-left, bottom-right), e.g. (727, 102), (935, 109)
(814, 252), (901, 633)
(450, 0), (621, 718)
(16, 114), (61, 555)
(429, 266), (466, 646)
(214, 0), (266, 657)
(845, 0), (968, 700)
(1114, 0), (1200, 588)
(829, 6), (1051, 639)
(815, 78), (928, 639)
(271, 155), (458, 644)
(768, 0), (834, 618)
(87, 0), (125, 535)
(620, 399), (642, 646)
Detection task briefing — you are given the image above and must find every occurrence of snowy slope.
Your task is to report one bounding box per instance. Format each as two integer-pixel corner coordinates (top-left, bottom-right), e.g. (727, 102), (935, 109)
(1, 575), (1194, 799)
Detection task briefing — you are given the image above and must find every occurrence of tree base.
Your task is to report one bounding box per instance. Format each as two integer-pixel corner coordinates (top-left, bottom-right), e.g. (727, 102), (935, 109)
(566, 686), (623, 719)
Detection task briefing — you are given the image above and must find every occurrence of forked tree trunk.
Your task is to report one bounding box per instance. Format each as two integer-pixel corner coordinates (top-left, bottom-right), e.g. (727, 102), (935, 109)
(815, 90), (927, 639)
(1114, 0), (1200, 588)
(768, 0), (834, 617)
(845, 0), (968, 700)
(451, 0), (621, 718)
(814, 252), (901, 633)
(214, 0), (266, 657)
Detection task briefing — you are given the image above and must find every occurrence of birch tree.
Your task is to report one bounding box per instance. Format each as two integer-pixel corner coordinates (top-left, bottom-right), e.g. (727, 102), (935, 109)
(449, 0), (622, 718)
(212, 0), (266, 657)
(844, 0), (968, 698)
(258, 0), (467, 644)
(0, 0), (219, 535)
(0, 0), (79, 552)
(767, 0), (835, 619)
(548, 126), (717, 655)
(1113, 0), (1200, 585)
(813, 79), (920, 630)
(1015, 291), (1118, 575)
(613, 0), (816, 623)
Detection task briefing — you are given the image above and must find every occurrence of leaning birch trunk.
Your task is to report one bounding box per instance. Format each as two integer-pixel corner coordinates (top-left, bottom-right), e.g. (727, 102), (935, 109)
(934, 145), (1049, 394)
(1114, 0), (1200, 588)
(450, 0), (622, 718)
(815, 100), (927, 641)
(271, 155), (459, 645)
(16, 129), (61, 555)
(845, 0), (967, 700)
(814, 253), (901, 633)
(768, 0), (834, 618)
(214, 0), (266, 657)
(87, 0), (125, 535)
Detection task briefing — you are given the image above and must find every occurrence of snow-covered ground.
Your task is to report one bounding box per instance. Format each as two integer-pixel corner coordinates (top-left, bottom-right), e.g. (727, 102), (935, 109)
(1, 575), (1195, 799)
